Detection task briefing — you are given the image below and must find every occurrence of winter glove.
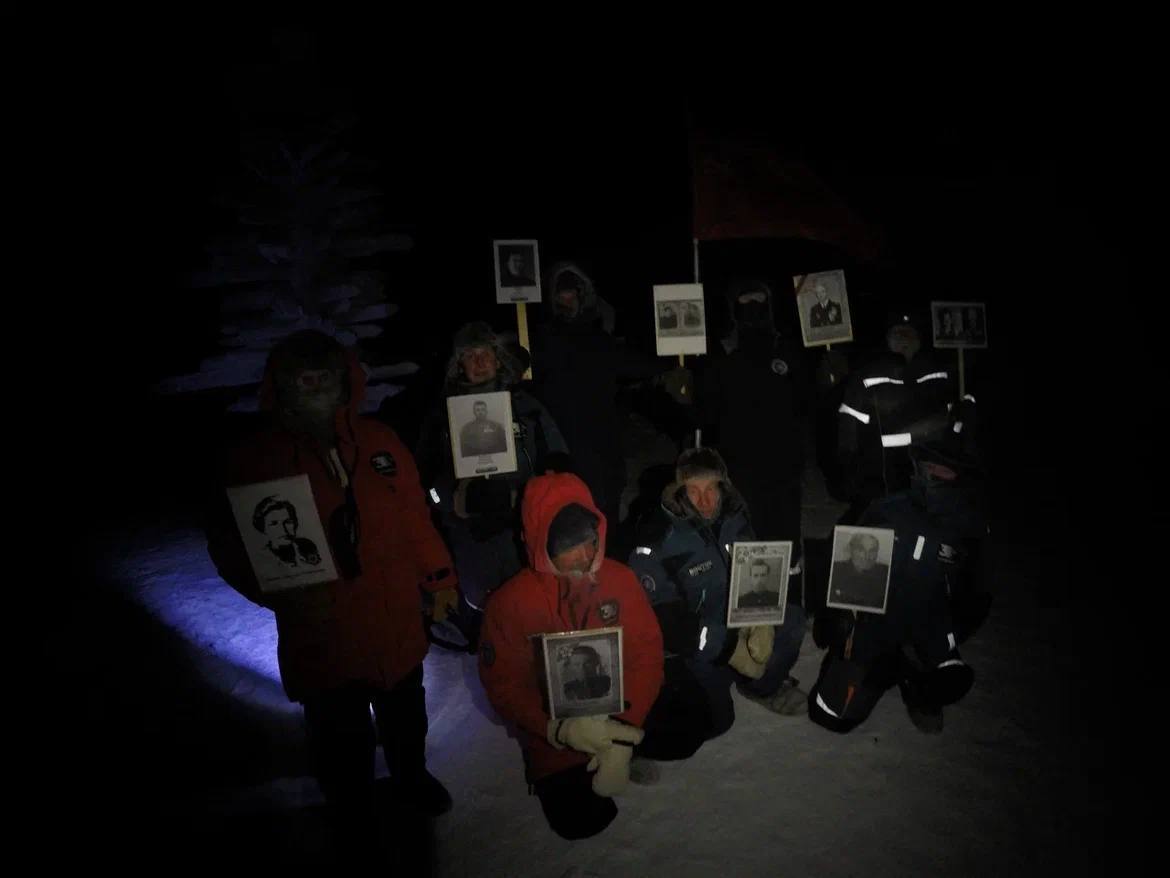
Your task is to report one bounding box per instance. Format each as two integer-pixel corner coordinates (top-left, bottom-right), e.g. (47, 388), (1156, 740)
(727, 629), (767, 679)
(430, 587), (458, 624)
(546, 716), (645, 754)
(659, 366), (694, 406)
(589, 741), (635, 797)
(745, 625), (774, 665)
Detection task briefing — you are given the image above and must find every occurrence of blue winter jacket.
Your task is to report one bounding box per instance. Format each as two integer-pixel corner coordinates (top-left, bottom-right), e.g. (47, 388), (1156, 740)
(628, 479), (754, 667)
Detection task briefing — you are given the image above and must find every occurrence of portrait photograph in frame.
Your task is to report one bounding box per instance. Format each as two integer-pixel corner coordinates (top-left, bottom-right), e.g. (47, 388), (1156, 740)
(541, 627), (624, 720)
(494, 239), (541, 303)
(826, 525), (896, 614)
(653, 283), (707, 356)
(446, 390), (518, 479)
(727, 540), (793, 628)
(931, 300), (988, 349)
(226, 474), (338, 593)
(794, 269), (853, 348)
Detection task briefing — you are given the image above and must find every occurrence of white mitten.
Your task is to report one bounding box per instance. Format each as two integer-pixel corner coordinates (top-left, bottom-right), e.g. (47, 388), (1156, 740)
(727, 630), (766, 679)
(745, 625), (774, 665)
(590, 743), (635, 797)
(547, 716), (645, 754)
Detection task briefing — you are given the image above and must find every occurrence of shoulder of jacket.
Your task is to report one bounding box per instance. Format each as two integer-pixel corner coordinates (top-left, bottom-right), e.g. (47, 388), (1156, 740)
(634, 509), (674, 548)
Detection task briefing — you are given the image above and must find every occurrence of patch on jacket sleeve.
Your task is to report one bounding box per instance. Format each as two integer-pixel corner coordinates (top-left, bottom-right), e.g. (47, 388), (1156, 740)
(370, 451), (398, 477)
(686, 559), (714, 578)
(937, 542), (960, 564)
(640, 575), (655, 593)
(480, 641), (495, 667)
(599, 599), (620, 622)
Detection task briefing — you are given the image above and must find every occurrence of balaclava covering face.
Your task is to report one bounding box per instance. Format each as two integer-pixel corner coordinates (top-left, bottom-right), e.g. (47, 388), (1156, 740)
(730, 280), (777, 364)
(552, 271), (585, 322)
(270, 331), (349, 444)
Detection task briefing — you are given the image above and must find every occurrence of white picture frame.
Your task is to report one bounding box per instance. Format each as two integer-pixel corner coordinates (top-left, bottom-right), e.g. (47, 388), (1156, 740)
(226, 474), (338, 592)
(653, 283), (707, 356)
(493, 239), (542, 304)
(727, 541), (793, 628)
(446, 390), (518, 479)
(931, 300), (988, 349)
(794, 269), (854, 348)
(541, 627), (624, 720)
(826, 525), (896, 614)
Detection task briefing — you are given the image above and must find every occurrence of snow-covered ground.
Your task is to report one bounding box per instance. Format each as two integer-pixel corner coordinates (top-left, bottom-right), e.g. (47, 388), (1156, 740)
(73, 421), (1103, 876)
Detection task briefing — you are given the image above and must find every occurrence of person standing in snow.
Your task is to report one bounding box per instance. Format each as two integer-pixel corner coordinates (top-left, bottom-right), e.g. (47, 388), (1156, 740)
(206, 330), (458, 863)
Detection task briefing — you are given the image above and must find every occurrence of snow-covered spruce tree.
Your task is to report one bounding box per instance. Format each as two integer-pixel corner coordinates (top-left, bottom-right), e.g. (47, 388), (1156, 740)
(157, 112), (416, 411)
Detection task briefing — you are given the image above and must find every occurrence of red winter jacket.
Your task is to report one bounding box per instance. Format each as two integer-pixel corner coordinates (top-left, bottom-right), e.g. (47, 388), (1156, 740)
(206, 349), (456, 702)
(478, 473), (664, 781)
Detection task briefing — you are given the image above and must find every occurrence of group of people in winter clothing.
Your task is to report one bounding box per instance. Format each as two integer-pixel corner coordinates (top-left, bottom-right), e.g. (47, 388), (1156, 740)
(204, 263), (990, 854)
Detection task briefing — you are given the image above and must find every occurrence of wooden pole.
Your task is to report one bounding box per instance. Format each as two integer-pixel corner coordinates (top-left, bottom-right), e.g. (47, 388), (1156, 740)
(691, 237), (700, 446)
(516, 302), (532, 381)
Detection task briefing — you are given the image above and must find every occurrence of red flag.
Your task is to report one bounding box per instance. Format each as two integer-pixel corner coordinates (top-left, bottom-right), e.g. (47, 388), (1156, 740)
(690, 129), (882, 262)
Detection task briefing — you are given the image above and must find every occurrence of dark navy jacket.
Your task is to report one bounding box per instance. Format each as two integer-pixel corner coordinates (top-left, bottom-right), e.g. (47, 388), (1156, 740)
(628, 481), (754, 666)
(848, 480), (988, 665)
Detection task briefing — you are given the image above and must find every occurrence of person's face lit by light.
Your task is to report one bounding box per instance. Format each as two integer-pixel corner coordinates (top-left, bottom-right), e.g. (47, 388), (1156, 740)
(551, 537), (599, 576)
(461, 346), (499, 385)
(685, 475), (722, 521)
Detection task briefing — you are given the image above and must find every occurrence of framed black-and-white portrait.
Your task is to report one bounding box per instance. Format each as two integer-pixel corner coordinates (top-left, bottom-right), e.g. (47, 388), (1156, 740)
(931, 301), (988, 349)
(494, 239), (541, 303)
(727, 541), (793, 628)
(226, 474), (338, 592)
(794, 270), (853, 348)
(541, 627), (624, 720)
(653, 283), (707, 356)
(446, 390), (518, 479)
(826, 525), (895, 614)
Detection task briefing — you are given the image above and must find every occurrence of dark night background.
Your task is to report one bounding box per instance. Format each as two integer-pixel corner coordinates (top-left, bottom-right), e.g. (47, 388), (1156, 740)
(63, 32), (1143, 530)
(25, 24), (1147, 870)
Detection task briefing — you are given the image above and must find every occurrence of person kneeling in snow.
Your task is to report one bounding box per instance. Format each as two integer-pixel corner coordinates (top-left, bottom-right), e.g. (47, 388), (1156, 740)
(478, 473), (671, 839)
(809, 432), (985, 735)
(628, 447), (809, 740)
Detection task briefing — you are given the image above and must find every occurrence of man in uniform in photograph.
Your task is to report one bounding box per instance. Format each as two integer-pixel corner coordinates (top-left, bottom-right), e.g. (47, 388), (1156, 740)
(562, 645), (613, 701)
(830, 532), (889, 608)
(459, 399), (508, 457)
(500, 248), (534, 287)
(659, 303), (678, 329)
(738, 559), (779, 608)
(964, 306), (983, 342)
(809, 280), (843, 327)
(682, 302), (702, 329)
